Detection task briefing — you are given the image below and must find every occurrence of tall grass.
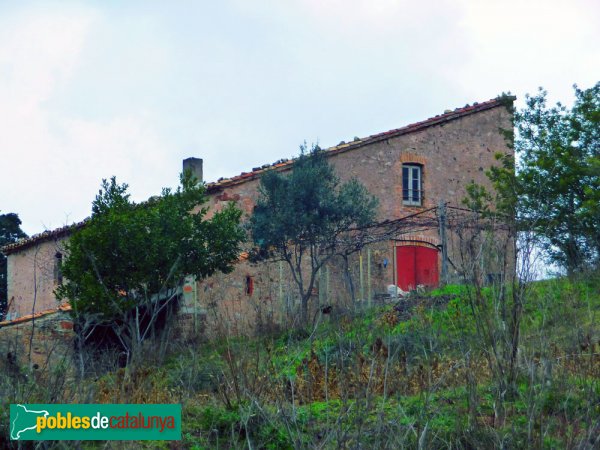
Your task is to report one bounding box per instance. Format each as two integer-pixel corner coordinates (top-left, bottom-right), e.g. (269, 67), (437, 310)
(2, 275), (600, 448)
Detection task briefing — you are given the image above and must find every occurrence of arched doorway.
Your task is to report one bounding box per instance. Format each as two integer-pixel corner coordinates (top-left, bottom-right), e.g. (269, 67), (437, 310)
(395, 244), (439, 291)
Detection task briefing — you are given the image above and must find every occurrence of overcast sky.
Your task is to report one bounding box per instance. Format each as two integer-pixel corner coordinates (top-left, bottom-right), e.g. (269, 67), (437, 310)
(1, 0), (598, 236)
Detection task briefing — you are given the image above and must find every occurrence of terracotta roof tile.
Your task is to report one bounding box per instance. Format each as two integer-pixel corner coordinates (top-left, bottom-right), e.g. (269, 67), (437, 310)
(0, 303), (72, 327)
(1, 219), (88, 255)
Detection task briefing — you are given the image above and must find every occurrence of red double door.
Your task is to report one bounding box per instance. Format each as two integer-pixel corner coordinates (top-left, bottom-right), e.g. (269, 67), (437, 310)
(395, 245), (439, 291)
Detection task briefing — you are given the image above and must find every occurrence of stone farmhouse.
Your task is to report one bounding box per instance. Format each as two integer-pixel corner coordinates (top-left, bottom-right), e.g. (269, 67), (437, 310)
(1, 97), (514, 333)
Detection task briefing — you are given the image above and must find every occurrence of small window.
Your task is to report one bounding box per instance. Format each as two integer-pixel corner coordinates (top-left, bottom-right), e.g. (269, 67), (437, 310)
(402, 164), (422, 206)
(54, 252), (63, 285)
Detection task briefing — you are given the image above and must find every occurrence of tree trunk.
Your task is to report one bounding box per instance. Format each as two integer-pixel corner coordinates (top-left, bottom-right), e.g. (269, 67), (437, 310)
(343, 255), (356, 304)
(300, 294), (310, 324)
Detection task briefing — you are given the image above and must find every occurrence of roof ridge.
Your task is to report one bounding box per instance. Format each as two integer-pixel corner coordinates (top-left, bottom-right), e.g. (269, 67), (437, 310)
(2, 96), (513, 254)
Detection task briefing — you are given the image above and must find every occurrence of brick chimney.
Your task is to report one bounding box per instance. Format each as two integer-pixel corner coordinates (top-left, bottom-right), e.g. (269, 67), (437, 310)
(183, 157), (203, 184)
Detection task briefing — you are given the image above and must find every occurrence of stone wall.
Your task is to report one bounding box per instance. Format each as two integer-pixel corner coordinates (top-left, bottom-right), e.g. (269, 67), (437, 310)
(189, 240), (418, 336)
(0, 311), (74, 371)
(6, 237), (68, 320)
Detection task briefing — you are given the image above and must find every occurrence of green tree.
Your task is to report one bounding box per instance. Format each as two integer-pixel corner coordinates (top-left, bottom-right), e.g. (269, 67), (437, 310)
(250, 144), (378, 323)
(0, 213), (28, 319)
(459, 85), (599, 405)
(56, 172), (245, 361)
(469, 85), (600, 275)
(512, 83), (599, 274)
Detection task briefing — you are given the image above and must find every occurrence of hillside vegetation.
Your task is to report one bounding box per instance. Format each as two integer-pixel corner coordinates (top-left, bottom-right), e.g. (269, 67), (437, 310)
(2, 275), (600, 449)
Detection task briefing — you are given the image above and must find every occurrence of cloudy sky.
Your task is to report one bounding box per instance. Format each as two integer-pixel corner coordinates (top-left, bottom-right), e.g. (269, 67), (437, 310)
(1, 0), (598, 236)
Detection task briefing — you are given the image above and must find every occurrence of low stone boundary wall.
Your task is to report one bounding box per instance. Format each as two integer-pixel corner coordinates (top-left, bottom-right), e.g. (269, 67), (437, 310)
(0, 310), (74, 371)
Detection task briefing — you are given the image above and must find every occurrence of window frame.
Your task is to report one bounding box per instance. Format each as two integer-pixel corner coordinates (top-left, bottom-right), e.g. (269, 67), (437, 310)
(402, 163), (423, 206)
